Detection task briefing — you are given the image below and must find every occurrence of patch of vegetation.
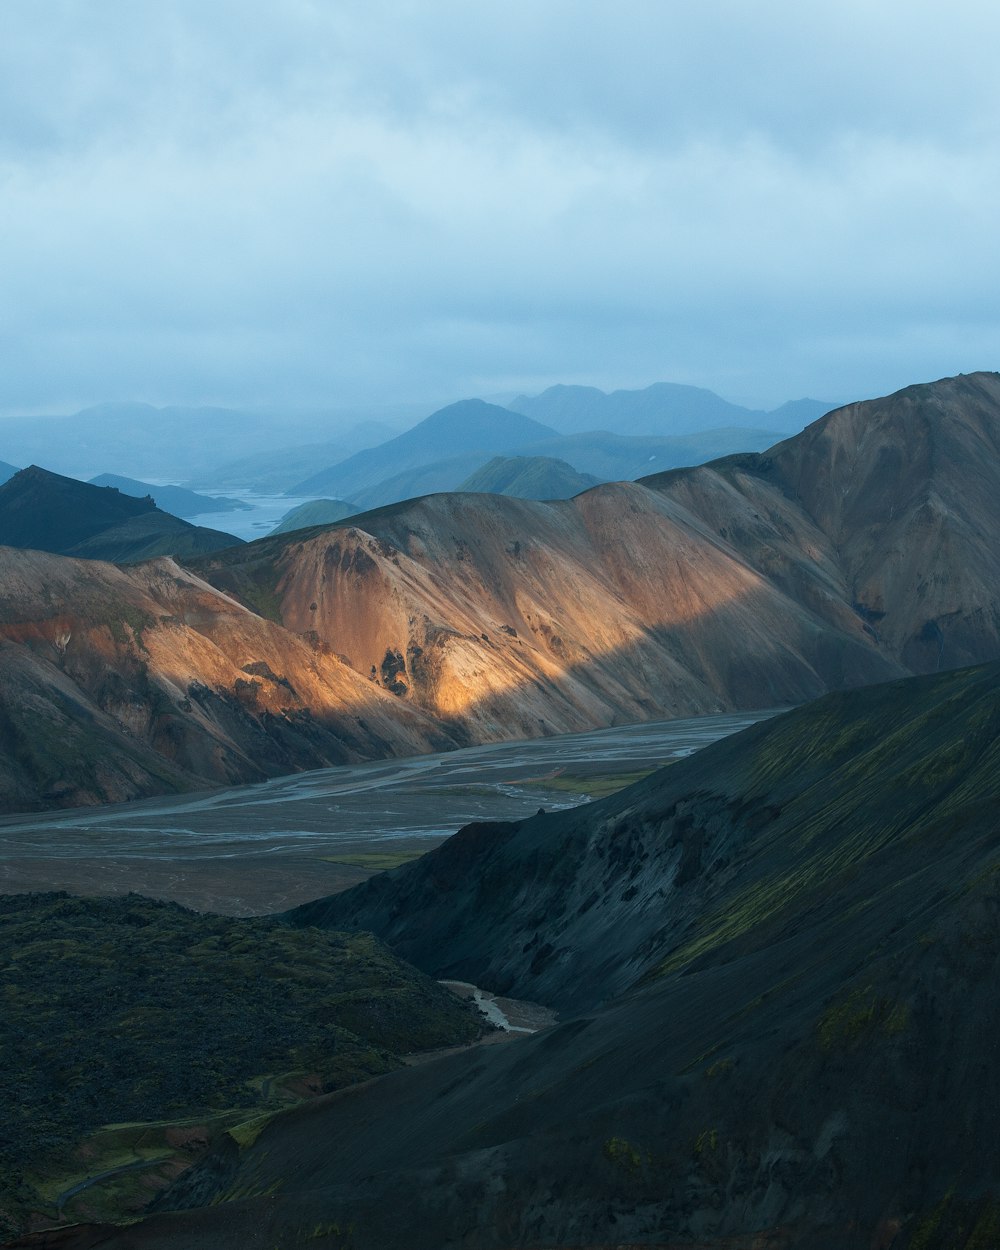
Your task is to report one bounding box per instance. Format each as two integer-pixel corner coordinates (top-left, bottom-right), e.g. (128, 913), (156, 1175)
(817, 985), (910, 1050)
(321, 850), (428, 871)
(0, 893), (483, 1233)
(603, 1136), (643, 1174)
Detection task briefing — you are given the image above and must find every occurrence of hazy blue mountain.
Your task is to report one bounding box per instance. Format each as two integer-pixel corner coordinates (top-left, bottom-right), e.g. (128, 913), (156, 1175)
(508, 381), (833, 436)
(0, 466), (242, 562)
(187, 421), (399, 492)
(457, 455), (601, 499)
(346, 454), (495, 510)
(289, 399), (558, 498)
(0, 460), (19, 485)
(271, 499), (359, 535)
(87, 473), (250, 518)
(316, 426), (786, 512)
(516, 426), (785, 479)
(0, 405), (404, 483)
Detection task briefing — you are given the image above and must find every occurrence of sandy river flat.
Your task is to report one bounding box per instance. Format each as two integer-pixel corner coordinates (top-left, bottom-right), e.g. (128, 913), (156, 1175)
(0, 709), (776, 913)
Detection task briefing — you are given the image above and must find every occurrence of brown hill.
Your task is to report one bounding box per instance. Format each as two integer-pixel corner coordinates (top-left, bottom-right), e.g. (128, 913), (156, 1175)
(0, 371), (997, 812)
(0, 549), (459, 811)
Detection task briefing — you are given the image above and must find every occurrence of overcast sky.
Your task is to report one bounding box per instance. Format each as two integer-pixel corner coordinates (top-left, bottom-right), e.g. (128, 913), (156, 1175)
(2, 1), (999, 417)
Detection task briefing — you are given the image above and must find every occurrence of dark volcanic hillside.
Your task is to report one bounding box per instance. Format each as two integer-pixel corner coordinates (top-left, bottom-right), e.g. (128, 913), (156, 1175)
(57, 662), (1000, 1250)
(0, 467), (240, 562)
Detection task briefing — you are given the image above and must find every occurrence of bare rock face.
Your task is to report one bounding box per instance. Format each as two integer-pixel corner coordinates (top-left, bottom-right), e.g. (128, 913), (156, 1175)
(1, 371), (999, 812)
(0, 551), (460, 811)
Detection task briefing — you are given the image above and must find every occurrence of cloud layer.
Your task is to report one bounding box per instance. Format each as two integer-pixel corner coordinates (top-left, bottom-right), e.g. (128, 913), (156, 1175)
(2, 1), (999, 414)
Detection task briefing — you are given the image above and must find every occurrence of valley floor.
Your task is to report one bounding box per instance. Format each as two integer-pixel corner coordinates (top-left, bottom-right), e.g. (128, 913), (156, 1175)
(0, 709), (772, 913)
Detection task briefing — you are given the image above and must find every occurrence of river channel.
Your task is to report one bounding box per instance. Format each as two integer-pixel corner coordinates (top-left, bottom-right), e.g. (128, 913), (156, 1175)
(0, 709), (778, 914)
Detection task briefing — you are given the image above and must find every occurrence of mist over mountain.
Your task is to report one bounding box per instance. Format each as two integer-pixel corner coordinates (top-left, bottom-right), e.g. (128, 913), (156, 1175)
(508, 381), (833, 436)
(185, 422), (399, 493)
(0, 406), (404, 483)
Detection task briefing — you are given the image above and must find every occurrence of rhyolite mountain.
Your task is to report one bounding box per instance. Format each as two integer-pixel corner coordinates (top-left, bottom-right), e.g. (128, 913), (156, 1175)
(289, 399), (559, 499)
(0, 467), (242, 563)
(0, 372), (998, 813)
(508, 380), (833, 435)
(50, 661), (1000, 1249)
(0, 547), (462, 811)
(87, 474), (250, 518)
(457, 454), (601, 499)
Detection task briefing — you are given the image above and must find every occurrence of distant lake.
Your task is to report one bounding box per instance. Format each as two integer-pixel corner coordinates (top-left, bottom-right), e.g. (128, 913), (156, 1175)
(185, 489), (322, 542)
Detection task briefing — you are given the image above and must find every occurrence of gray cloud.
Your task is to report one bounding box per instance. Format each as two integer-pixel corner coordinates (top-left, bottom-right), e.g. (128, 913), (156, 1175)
(2, 1), (999, 416)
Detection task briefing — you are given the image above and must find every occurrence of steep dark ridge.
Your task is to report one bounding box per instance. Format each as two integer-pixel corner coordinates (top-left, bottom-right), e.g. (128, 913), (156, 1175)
(286, 661), (1000, 1011)
(289, 399), (558, 498)
(0, 467), (241, 562)
(0, 548), (461, 811)
(58, 663), (1000, 1250)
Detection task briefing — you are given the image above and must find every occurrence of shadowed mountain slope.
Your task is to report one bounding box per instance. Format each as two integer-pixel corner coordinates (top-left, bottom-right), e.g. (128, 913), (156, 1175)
(0, 467), (241, 563)
(646, 370), (1000, 672)
(56, 662), (1000, 1250)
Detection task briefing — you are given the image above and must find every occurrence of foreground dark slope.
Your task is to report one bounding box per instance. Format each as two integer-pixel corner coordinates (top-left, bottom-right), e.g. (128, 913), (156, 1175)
(55, 663), (1000, 1250)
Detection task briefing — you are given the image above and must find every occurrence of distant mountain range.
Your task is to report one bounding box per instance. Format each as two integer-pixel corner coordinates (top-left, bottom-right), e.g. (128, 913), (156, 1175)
(290, 399), (558, 498)
(508, 380), (834, 435)
(0, 467), (242, 563)
(288, 398), (785, 508)
(0, 371), (996, 812)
